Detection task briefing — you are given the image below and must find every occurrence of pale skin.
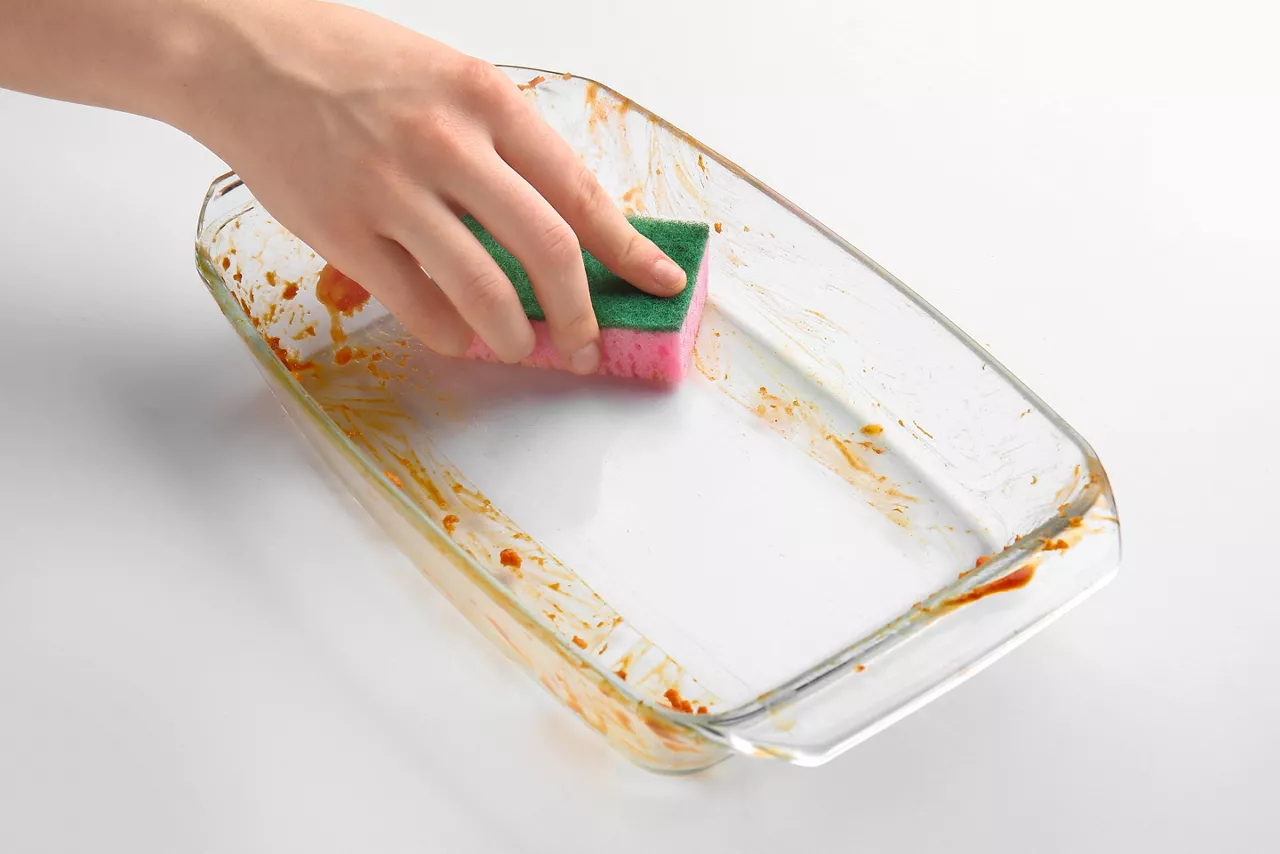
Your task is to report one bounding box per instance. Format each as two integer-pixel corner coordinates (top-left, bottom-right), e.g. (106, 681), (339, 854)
(0, 0), (687, 373)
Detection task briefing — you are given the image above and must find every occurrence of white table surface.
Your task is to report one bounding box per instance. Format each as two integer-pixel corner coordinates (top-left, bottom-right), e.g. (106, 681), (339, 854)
(2, 2), (1276, 851)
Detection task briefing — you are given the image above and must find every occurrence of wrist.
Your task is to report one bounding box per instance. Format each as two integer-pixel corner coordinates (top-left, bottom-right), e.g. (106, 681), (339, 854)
(156, 0), (315, 146)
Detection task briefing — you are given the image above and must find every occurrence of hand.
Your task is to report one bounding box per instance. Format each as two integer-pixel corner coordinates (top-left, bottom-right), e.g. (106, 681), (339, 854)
(191, 1), (687, 372)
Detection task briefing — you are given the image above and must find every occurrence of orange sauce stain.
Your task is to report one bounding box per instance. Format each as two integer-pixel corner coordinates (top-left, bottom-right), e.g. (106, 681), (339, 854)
(281, 282), (299, 300)
(265, 336), (312, 373)
(316, 263), (372, 347)
(697, 706), (709, 715)
(584, 82), (610, 133)
(390, 450), (448, 510)
(572, 636), (588, 649)
(714, 222), (723, 233)
(334, 345), (353, 365)
(265, 271), (277, 287)
(500, 548), (523, 569)
(384, 471), (403, 489)
(914, 421), (934, 439)
(220, 256), (231, 270)
(615, 669), (628, 681)
(861, 424), (884, 436)
(1042, 538), (1070, 552)
(858, 441), (884, 455)
(442, 514), (459, 533)
(828, 434), (874, 476)
(944, 564), (1038, 608)
(1068, 516), (1084, 528)
(517, 74), (547, 91)
(855, 664), (866, 673)
(670, 158), (704, 202)
(621, 185), (646, 213)
(745, 386), (916, 527)
(663, 688), (694, 714)
(697, 154), (707, 174)
(317, 264), (370, 314)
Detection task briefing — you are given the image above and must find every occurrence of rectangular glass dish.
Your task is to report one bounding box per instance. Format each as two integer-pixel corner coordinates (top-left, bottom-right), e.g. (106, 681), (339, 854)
(194, 67), (1121, 773)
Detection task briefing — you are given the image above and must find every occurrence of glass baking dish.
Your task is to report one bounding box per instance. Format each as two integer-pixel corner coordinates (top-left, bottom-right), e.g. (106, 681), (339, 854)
(194, 66), (1121, 773)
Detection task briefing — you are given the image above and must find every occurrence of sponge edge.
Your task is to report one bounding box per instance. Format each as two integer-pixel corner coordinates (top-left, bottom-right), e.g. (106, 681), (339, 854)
(463, 238), (711, 384)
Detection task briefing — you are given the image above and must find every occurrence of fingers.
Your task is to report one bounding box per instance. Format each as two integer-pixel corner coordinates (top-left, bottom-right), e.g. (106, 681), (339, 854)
(387, 192), (536, 363)
(493, 101), (687, 298)
(440, 149), (601, 374)
(331, 236), (474, 357)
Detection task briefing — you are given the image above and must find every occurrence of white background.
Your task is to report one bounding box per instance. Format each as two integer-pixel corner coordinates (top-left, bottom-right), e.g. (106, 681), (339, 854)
(2, 1), (1277, 851)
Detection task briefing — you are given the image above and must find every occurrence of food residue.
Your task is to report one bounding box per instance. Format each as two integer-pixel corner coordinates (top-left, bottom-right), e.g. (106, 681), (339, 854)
(1068, 516), (1083, 528)
(334, 345), (353, 365)
(855, 664), (866, 673)
(944, 564), (1038, 608)
(572, 636), (588, 649)
(517, 74), (546, 91)
(500, 548), (523, 569)
(713, 222), (723, 233)
(316, 264), (372, 315)
(281, 282), (299, 300)
(442, 514), (459, 534)
(1042, 538), (1070, 552)
(861, 424), (884, 436)
(615, 669), (628, 681)
(975, 555), (992, 569)
(384, 471), (403, 489)
(697, 706), (708, 715)
(663, 688), (694, 714)
(265, 336), (311, 373)
(220, 256), (231, 270)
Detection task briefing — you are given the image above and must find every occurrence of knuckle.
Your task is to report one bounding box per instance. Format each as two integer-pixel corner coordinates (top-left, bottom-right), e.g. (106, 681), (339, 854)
(569, 167), (609, 219)
(539, 220), (582, 268)
(459, 269), (512, 316)
(553, 305), (597, 347)
(617, 229), (650, 268)
(452, 58), (508, 105)
(406, 108), (471, 160)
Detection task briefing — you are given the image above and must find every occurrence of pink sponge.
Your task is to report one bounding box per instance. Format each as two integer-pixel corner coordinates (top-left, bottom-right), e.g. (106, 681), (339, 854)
(463, 248), (710, 384)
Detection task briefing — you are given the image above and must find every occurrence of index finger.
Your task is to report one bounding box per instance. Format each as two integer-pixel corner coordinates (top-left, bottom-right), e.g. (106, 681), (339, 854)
(494, 100), (688, 298)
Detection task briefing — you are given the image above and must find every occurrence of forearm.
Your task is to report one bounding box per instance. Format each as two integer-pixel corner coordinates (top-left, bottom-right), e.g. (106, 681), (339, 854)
(0, 0), (301, 135)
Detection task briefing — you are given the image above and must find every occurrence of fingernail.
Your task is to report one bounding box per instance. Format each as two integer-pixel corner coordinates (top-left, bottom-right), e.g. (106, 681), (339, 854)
(653, 257), (687, 292)
(569, 341), (601, 374)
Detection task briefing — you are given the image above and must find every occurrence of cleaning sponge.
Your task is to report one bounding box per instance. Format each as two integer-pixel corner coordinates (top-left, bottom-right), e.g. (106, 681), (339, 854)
(461, 216), (711, 384)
